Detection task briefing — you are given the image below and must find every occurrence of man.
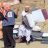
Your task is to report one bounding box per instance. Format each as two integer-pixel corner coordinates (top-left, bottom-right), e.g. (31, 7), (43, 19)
(2, 4), (17, 48)
(18, 5), (33, 44)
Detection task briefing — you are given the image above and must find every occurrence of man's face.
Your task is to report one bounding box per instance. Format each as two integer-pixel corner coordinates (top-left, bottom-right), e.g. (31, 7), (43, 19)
(25, 7), (29, 12)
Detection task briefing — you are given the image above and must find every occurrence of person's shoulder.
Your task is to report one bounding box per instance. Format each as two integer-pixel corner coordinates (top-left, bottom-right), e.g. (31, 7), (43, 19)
(10, 10), (14, 12)
(21, 10), (27, 16)
(22, 10), (25, 13)
(8, 10), (15, 14)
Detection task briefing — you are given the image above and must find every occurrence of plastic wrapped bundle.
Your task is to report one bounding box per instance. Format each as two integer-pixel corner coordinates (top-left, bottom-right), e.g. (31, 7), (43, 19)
(32, 26), (41, 31)
(32, 9), (45, 22)
(26, 9), (45, 28)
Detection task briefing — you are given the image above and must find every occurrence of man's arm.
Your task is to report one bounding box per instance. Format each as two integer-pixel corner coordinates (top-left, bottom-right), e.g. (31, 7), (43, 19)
(14, 12), (17, 18)
(0, 12), (7, 21)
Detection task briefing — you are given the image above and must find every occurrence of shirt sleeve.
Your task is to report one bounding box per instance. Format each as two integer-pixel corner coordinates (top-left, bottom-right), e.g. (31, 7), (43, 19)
(14, 12), (17, 18)
(21, 11), (27, 17)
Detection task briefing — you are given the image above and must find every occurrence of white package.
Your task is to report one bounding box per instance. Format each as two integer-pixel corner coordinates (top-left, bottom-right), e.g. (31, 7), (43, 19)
(32, 9), (45, 22)
(26, 13), (35, 28)
(32, 26), (41, 31)
(42, 33), (48, 37)
(13, 30), (18, 33)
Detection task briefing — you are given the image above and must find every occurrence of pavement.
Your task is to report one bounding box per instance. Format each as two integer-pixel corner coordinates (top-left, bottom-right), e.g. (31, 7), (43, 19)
(0, 40), (48, 48)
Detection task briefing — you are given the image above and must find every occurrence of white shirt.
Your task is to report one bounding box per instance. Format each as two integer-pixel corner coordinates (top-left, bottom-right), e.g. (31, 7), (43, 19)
(21, 11), (28, 17)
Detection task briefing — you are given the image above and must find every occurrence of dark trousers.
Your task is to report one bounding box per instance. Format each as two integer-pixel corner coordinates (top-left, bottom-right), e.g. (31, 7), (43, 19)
(2, 25), (15, 48)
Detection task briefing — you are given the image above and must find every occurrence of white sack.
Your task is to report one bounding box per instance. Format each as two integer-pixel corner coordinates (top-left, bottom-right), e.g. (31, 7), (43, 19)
(42, 33), (48, 37)
(26, 13), (35, 28)
(32, 9), (45, 22)
(32, 26), (41, 31)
